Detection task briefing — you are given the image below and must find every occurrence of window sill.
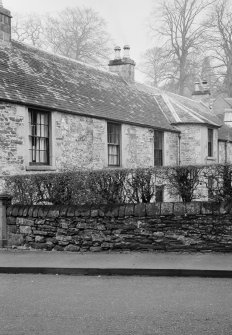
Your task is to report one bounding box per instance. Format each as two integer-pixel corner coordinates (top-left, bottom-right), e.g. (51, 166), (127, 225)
(26, 165), (56, 172)
(207, 157), (216, 161)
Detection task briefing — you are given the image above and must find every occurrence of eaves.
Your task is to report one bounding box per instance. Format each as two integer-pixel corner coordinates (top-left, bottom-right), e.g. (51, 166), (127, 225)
(0, 97), (180, 134)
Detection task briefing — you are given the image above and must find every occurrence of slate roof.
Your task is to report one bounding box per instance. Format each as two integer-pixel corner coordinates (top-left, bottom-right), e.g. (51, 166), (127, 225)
(135, 83), (222, 127)
(0, 40), (223, 132)
(0, 41), (177, 132)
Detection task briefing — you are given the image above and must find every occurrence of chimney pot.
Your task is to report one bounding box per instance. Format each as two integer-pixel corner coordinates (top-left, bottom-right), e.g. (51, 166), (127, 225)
(123, 45), (130, 58)
(202, 79), (209, 92)
(114, 46), (121, 60)
(194, 81), (200, 92)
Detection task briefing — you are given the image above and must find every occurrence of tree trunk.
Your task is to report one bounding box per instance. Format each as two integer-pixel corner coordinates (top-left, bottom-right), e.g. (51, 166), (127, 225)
(226, 58), (232, 97)
(178, 57), (186, 96)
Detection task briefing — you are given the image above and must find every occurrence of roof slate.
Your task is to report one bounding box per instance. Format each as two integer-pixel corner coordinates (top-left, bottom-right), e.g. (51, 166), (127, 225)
(135, 83), (222, 127)
(0, 41), (223, 133)
(0, 41), (177, 132)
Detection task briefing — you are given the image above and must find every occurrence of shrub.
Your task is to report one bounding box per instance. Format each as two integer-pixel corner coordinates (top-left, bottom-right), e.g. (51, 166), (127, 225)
(204, 164), (232, 203)
(125, 168), (159, 203)
(87, 169), (128, 204)
(164, 165), (204, 202)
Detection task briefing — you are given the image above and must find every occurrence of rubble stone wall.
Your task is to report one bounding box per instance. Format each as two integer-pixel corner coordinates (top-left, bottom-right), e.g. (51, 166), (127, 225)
(6, 202), (232, 252)
(0, 103), (28, 176)
(55, 113), (107, 170)
(0, 102), (178, 173)
(164, 131), (179, 166)
(177, 125), (218, 165)
(122, 124), (154, 168)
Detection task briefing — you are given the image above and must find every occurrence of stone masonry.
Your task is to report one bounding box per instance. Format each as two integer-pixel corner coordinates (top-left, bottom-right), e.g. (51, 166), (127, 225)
(0, 103), (26, 175)
(0, 102), (176, 174)
(6, 202), (232, 252)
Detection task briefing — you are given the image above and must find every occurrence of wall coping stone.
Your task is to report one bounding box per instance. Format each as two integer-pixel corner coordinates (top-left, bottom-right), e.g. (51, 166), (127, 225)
(146, 203), (160, 216)
(6, 202), (232, 219)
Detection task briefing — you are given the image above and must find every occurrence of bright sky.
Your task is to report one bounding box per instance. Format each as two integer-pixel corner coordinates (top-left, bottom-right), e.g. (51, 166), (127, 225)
(4, 0), (156, 82)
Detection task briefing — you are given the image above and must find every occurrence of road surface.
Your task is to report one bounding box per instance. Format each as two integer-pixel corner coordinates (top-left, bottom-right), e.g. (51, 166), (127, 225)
(1, 274), (232, 335)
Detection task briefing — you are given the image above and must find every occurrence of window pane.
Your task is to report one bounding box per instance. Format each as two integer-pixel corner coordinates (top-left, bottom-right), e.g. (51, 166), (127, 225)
(40, 150), (47, 163)
(37, 123), (41, 136)
(108, 145), (120, 166)
(39, 138), (46, 150)
(40, 113), (45, 125)
(44, 126), (49, 137)
(44, 114), (49, 125)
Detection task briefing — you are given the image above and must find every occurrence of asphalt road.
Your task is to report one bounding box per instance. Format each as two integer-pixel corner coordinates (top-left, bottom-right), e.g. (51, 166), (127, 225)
(0, 274), (232, 335)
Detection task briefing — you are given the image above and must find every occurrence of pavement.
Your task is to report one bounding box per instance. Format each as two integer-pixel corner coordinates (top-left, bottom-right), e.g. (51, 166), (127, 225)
(1, 249), (232, 277)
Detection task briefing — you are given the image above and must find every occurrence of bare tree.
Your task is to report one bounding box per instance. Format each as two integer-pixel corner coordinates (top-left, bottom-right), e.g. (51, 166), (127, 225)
(206, 0), (232, 97)
(12, 7), (112, 66)
(139, 47), (174, 87)
(12, 13), (45, 48)
(140, 46), (203, 95)
(149, 0), (214, 95)
(44, 7), (111, 65)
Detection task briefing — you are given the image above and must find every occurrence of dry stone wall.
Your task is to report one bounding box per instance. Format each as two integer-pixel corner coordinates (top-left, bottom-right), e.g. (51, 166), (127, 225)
(6, 202), (232, 252)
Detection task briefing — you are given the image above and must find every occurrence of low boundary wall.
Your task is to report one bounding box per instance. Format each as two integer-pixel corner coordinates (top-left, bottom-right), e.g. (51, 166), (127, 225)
(3, 200), (232, 252)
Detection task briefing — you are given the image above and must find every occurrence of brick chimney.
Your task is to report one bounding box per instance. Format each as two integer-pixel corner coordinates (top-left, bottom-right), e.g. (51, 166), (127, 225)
(0, 1), (12, 43)
(108, 45), (136, 82)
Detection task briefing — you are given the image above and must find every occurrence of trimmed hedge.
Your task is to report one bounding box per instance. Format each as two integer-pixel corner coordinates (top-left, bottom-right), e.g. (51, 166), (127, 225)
(4, 164), (232, 205)
(4, 168), (161, 205)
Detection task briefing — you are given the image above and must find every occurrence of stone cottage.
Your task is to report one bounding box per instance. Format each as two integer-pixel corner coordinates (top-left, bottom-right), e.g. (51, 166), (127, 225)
(0, 2), (231, 184)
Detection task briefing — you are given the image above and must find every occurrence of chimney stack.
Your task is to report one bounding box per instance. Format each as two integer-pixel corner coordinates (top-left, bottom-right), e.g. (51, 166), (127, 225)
(192, 79), (211, 106)
(0, 1), (12, 44)
(108, 45), (136, 83)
